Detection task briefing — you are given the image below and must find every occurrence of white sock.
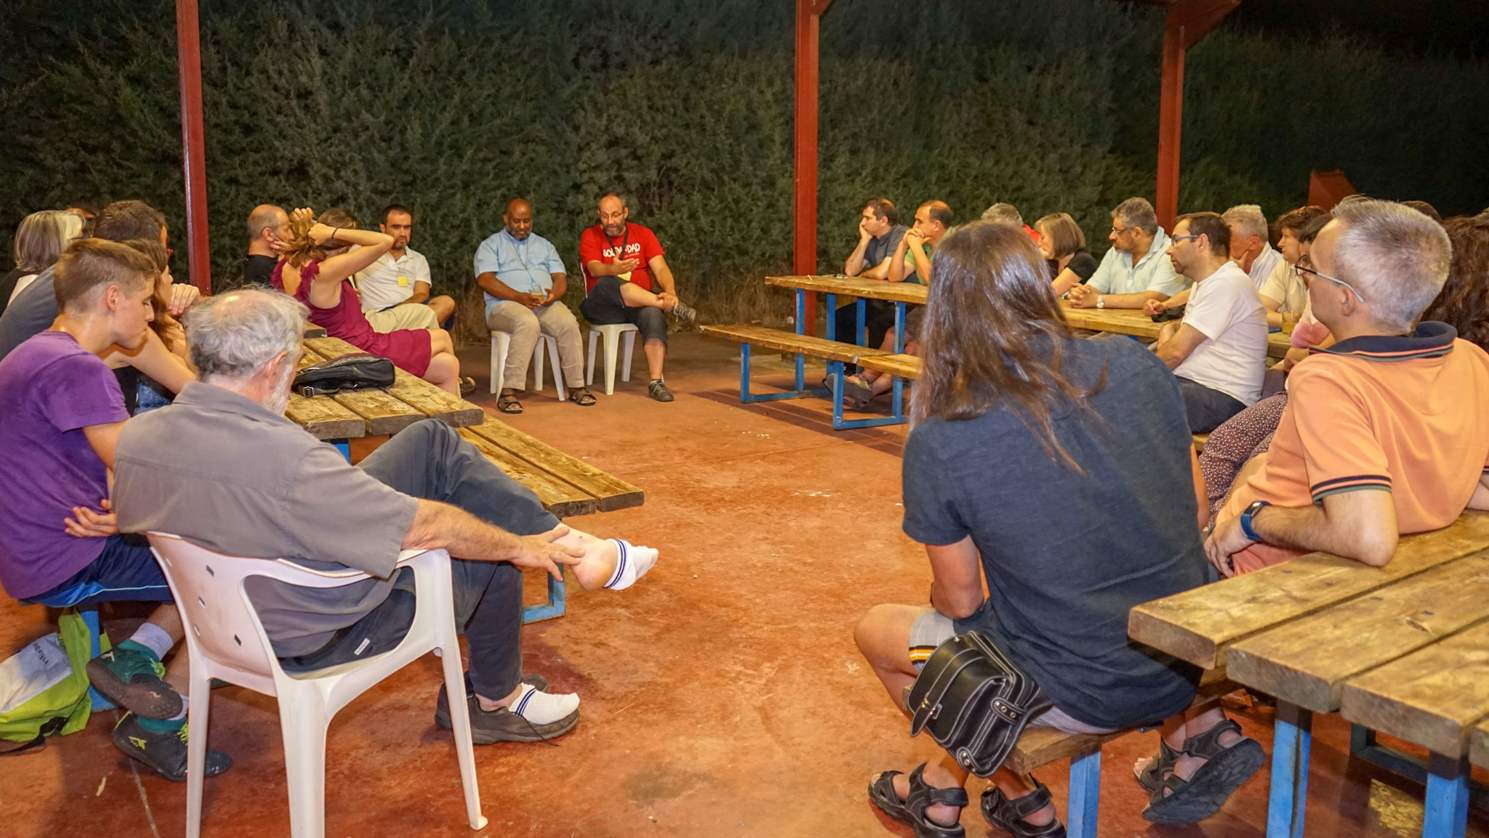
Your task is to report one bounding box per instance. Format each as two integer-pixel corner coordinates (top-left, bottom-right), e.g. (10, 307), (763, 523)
(508, 683), (579, 725)
(604, 539), (659, 591)
(129, 622), (174, 660)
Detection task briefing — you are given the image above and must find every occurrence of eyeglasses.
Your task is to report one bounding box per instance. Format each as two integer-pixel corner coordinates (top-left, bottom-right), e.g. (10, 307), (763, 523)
(1109, 225), (1129, 236)
(1170, 234), (1202, 244)
(1296, 262), (1366, 304)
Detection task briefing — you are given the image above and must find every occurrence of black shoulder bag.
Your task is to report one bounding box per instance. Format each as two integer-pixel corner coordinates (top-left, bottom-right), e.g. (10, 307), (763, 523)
(292, 353), (396, 397)
(907, 631), (1053, 776)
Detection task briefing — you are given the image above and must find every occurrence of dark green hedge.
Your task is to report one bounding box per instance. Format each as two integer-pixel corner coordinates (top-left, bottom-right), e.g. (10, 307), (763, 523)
(3, 0), (1486, 323)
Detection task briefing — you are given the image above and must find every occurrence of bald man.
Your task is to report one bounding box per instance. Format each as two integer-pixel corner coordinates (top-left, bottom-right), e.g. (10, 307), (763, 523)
(242, 204), (288, 287)
(578, 193), (696, 403)
(475, 199), (592, 413)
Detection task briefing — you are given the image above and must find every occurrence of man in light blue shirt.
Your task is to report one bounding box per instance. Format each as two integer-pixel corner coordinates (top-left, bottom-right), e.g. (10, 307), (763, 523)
(475, 199), (591, 413)
(1068, 197), (1187, 310)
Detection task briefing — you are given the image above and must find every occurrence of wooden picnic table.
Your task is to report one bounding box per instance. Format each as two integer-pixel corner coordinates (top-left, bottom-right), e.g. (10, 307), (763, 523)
(1060, 305), (1294, 360)
(764, 273), (928, 305)
(1129, 512), (1489, 837)
(285, 335), (483, 441)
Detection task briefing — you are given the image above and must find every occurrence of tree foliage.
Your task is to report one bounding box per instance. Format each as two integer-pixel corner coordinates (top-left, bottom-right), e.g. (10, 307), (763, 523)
(3, 0), (1485, 323)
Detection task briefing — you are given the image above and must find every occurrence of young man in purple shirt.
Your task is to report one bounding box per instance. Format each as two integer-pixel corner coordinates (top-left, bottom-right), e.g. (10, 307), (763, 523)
(0, 238), (229, 781)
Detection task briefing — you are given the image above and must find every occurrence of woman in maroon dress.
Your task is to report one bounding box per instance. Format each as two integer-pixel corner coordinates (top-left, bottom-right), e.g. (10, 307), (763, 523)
(272, 208), (464, 393)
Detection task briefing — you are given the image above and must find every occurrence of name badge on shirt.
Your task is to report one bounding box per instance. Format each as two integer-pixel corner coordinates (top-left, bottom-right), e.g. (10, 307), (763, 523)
(397, 275), (410, 287)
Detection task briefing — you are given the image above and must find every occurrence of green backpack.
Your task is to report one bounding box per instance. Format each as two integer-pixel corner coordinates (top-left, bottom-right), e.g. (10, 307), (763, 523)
(0, 610), (98, 755)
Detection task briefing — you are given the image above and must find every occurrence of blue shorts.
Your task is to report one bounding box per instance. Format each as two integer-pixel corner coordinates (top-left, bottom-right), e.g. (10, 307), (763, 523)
(25, 535), (172, 608)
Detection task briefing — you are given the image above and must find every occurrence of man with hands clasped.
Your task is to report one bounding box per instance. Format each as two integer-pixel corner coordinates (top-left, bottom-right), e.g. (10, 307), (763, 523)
(476, 198), (593, 413)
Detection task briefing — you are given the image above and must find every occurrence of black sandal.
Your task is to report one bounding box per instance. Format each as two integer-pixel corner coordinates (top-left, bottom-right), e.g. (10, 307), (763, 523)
(981, 782), (1065, 837)
(868, 763), (968, 837)
(497, 391), (524, 414)
(568, 387), (597, 406)
(1141, 718), (1265, 825)
(1134, 736), (1183, 794)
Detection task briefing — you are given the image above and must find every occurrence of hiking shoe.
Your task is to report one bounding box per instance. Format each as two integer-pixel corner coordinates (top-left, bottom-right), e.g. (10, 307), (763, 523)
(434, 676), (577, 744)
(670, 299), (699, 327)
(113, 713), (232, 782)
(87, 641), (182, 719)
(648, 379), (674, 402)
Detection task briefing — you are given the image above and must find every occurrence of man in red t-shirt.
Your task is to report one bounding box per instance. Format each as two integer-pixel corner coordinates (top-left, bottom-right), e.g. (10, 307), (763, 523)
(578, 193), (697, 402)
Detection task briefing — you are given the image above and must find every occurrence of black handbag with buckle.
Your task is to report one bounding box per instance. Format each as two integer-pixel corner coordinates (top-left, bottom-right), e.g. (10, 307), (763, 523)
(292, 353), (396, 397)
(907, 631), (1053, 776)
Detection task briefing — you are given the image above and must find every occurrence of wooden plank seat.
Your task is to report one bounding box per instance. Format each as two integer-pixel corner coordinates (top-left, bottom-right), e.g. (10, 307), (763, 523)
(699, 323), (908, 430)
(699, 323), (889, 364)
(857, 353), (921, 380)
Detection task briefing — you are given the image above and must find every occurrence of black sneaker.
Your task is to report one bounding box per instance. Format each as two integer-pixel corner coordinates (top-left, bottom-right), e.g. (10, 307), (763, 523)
(433, 676), (577, 744)
(87, 642), (183, 719)
(648, 379), (674, 402)
(112, 713), (232, 782)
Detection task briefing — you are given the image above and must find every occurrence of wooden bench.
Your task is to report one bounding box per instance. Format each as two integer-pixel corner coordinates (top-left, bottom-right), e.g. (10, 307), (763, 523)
(699, 323), (908, 430)
(1130, 512), (1489, 836)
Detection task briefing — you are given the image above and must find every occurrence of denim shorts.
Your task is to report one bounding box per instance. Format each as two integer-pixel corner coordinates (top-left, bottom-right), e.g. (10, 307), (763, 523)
(26, 534), (172, 608)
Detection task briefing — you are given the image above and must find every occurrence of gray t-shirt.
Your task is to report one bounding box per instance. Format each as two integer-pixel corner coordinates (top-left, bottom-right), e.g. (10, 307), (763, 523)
(862, 225), (908, 273)
(901, 334), (1206, 730)
(113, 382), (418, 656)
(0, 266), (57, 360)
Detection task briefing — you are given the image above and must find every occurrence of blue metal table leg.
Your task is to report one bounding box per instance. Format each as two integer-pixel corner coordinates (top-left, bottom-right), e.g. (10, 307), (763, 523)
(856, 299), (866, 345)
(894, 303), (906, 353)
(740, 342), (752, 402)
(1423, 754), (1470, 838)
(1351, 724), (1489, 811)
(82, 607), (114, 711)
(1066, 747), (1102, 838)
(522, 570), (567, 623)
(830, 361), (846, 429)
(794, 290), (806, 390)
(333, 439), (350, 460)
(825, 293), (836, 341)
(1267, 702), (1312, 838)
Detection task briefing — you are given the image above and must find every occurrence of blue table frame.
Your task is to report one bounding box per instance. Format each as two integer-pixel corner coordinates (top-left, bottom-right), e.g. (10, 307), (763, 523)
(736, 288), (910, 430)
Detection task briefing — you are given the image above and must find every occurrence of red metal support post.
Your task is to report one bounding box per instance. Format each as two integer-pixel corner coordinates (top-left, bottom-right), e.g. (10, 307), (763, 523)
(792, 0), (831, 334)
(1154, 0), (1238, 231)
(176, 0), (212, 292)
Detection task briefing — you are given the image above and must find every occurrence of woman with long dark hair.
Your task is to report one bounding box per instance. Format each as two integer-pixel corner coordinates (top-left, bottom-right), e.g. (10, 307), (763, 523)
(855, 221), (1226, 835)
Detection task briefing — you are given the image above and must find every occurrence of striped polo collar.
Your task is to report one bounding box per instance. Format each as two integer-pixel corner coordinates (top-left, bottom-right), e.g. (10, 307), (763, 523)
(1317, 320), (1457, 362)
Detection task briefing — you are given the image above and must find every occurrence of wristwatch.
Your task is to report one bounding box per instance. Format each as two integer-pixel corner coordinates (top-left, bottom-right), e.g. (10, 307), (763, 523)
(1240, 500), (1271, 542)
(1096, 295), (1105, 309)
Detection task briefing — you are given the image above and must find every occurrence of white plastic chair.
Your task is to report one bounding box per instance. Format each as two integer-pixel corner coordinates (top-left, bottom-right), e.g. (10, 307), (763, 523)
(146, 532), (486, 838)
(585, 324), (639, 395)
(489, 331), (567, 401)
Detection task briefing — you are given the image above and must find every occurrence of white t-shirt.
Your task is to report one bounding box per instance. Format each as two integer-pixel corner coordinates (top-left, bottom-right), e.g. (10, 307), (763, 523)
(1174, 261), (1268, 405)
(8, 273), (38, 304)
(1258, 257), (1306, 314)
(355, 248), (432, 312)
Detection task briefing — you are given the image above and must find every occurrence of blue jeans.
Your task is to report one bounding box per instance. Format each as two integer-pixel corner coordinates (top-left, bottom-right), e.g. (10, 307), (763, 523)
(1177, 377), (1246, 434)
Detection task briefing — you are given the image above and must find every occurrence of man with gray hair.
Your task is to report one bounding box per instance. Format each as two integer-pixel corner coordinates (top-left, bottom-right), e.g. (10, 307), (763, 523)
(1068, 197), (1186, 310)
(1133, 200), (1489, 827)
(112, 289), (662, 757)
(979, 201), (1042, 244)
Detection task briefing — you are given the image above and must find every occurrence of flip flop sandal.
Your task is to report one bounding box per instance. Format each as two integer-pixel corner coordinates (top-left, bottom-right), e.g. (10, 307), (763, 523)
(868, 763), (968, 838)
(1134, 737), (1183, 794)
(981, 781), (1066, 837)
(497, 392), (524, 414)
(1141, 719), (1266, 825)
(569, 387), (597, 406)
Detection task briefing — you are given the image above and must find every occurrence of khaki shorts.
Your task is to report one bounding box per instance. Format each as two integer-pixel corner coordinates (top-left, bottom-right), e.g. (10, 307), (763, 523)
(908, 607), (1116, 736)
(365, 302), (439, 333)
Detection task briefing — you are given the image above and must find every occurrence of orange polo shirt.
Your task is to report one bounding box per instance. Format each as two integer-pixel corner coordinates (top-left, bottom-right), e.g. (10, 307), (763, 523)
(1220, 322), (1489, 574)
